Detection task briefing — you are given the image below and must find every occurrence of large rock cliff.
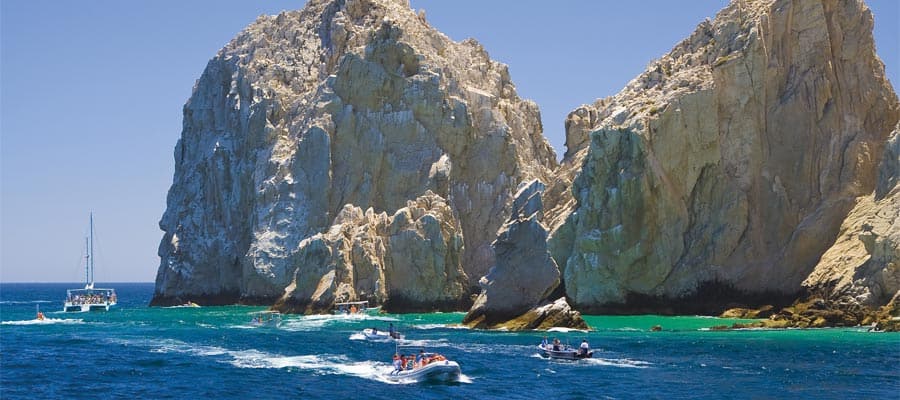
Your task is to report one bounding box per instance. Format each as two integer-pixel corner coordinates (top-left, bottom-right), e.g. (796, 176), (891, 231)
(538, 0), (899, 314)
(151, 0), (557, 308)
(153, 0), (899, 327)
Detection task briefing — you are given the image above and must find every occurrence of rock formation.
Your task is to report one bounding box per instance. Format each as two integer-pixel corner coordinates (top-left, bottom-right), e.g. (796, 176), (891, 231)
(151, 0), (557, 308)
(803, 123), (900, 307)
(152, 0), (899, 330)
(535, 0), (899, 314)
(272, 191), (469, 313)
(463, 181), (586, 330)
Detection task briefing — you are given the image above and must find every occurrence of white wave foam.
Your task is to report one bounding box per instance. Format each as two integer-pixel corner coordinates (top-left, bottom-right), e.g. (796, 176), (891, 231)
(394, 338), (451, 348)
(546, 327), (587, 333)
(1, 318), (84, 325)
(107, 337), (406, 383)
(278, 314), (400, 332)
(412, 324), (448, 330)
(0, 300), (54, 305)
(583, 357), (653, 369)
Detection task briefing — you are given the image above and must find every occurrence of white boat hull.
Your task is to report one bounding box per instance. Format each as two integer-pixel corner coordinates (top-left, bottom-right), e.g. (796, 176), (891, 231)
(538, 344), (593, 360)
(362, 328), (402, 340)
(385, 360), (461, 383)
(64, 302), (115, 312)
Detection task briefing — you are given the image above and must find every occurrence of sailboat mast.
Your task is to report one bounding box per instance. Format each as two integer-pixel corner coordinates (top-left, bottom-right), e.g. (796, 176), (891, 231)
(84, 236), (90, 286)
(89, 212), (94, 285)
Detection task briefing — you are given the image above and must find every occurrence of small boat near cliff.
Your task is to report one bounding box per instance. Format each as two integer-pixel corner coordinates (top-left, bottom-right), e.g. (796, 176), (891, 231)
(333, 300), (381, 315)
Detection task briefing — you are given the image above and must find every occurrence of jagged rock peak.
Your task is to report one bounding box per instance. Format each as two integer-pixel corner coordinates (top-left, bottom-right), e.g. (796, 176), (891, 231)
(152, 0), (558, 307)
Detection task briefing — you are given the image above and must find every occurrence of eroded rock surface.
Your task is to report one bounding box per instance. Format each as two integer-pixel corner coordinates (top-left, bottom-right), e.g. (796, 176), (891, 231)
(464, 181), (585, 329)
(151, 0), (556, 307)
(543, 0), (899, 312)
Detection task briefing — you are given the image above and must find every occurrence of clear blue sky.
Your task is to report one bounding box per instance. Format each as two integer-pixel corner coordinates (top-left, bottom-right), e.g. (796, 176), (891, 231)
(2, 1), (897, 282)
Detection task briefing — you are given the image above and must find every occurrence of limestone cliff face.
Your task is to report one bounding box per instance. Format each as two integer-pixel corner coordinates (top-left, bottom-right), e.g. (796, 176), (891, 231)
(151, 0), (557, 307)
(272, 191), (469, 313)
(803, 124), (900, 307)
(545, 0), (899, 311)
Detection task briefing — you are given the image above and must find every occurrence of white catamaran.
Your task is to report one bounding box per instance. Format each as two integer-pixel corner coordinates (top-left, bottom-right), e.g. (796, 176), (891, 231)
(64, 213), (117, 312)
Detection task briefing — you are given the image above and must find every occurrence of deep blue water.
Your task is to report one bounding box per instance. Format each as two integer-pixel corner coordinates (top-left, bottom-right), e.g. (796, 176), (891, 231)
(1, 283), (898, 399)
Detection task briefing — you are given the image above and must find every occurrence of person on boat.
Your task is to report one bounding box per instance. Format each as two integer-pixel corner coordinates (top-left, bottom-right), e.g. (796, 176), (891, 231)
(36, 311), (45, 320)
(389, 323), (397, 339)
(417, 350), (428, 368)
(350, 305), (358, 314)
(391, 354), (403, 374)
(579, 339), (590, 356)
(541, 337), (548, 348)
(552, 338), (561, 351)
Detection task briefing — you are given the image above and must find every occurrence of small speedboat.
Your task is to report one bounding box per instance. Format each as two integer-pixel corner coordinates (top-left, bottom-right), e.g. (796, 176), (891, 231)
(538, 343), (593, 360)
(333, 301), (381, 315)
(362, 328), (402, 340)
(384, 358), (461, 383)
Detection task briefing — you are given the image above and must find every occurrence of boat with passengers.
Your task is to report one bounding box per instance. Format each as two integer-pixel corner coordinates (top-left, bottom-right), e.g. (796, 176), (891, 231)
(64, 213), (117, 312)
(333, 300), (381, 315)
(538, 338), (593, 360)
(384, 349), (461, 383)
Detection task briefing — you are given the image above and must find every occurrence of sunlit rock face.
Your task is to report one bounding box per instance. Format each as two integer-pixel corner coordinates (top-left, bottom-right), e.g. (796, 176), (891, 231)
(151, 0), (557, 308)
(544, 0), (899, 312)
(804, 124), (900, 308)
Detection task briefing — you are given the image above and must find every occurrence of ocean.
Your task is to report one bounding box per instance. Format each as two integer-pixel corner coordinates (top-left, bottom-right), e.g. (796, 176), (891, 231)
(1, 283), (897, 399)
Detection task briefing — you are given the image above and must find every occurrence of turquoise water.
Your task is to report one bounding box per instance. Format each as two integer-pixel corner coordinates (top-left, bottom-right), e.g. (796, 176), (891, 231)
(1, 283), (898, 399)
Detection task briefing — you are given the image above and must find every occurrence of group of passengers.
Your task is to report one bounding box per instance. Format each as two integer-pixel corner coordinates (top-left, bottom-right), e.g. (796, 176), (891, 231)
(66, 293), (115, 305)
(542, 337), (591, 355)
(390, 350), (446, 374)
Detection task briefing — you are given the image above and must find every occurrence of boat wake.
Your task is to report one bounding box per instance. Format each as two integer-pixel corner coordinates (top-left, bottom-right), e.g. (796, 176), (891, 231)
(279, 314), (399, 332)
(411, 323), (470, 330)
(107, 337), (418, 384)
(582, 357), (653, 369)
(2, 318), (84, 325)
(0, 300), (53, 305)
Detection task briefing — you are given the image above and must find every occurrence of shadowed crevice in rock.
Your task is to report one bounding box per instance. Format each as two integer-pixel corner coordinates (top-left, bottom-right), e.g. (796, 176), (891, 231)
(577, 281), (800, 316)
(463, 181), (588, 330)
(382, 295), (473, 314)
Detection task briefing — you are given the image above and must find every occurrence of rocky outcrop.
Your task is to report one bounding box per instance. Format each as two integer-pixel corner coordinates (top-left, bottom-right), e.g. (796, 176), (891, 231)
(477, 297), (588, 331)
(541, 0), (899, 313)
(151, 0), (557, 308)
(463, 181), (586, 330)
(272, 191), (469, 313)
(803, 125), (900, 308)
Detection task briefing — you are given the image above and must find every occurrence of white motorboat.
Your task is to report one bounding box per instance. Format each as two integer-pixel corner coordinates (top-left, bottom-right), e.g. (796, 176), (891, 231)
(362, 328), (403, 340)
(538, 343), (593, 360)
(64, 213), (117, 312)
(384, 358), (461, 383)
(333, 301), (381, 315)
